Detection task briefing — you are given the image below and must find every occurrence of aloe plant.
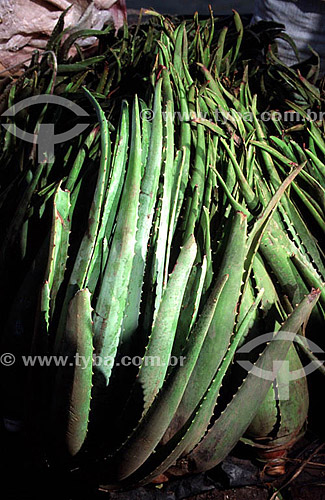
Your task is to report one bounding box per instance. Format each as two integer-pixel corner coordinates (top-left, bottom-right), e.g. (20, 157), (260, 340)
(0, 9), (324, 491)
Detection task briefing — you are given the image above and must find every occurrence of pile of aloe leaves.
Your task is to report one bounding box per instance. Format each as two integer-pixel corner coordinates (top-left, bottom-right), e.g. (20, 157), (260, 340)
(0, 7), (324, 491)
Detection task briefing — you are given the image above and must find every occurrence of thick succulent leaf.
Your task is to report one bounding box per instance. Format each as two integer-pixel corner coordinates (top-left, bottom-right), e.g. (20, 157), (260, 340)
(245, 343), (309, 447)
(93, 96), (142, 387)
(138, 234), (197, 412)
(86, 100), (129, 294)
(110, 274), (228, 482)
(185, 289), (320, 473)
(151, 71), (175, 317)
(112, 286), (264, 487)
(121, 79), (163, 346)
(69, 87), (111, 291)
(163, 211), (247, 444)
(45, 185), (70, 316)
(54, 89), (110, 353)
(51, 289), (93, 457)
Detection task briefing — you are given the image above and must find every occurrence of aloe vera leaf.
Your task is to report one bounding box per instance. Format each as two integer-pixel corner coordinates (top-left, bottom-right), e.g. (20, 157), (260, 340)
(249, 103), (283, 189)
(242, 165), (306, 306)
(250, 140), (298, 169)
(248, 206), (307, 307)
(230, 108), (250, 139)
(157, 40), (171, 69)
(191, 116), (228, 138)
(276, 193), (325, 282)
(69, 88), (110, 290)
(96, 62), (109, 94)
(244, 78), (253, 108)
(53, 93), (110, 354)
(182, 52), (194, 87)
(291, 254), (325, 310)
(190, 98), (207, 208)
(273, 191), (325, 280)
(111, 274), (228, 482)
(246, 142), (256, 187)
(222, 146), (237, 206)
(141, 194), (163, 334)
(118, 287), (264, 487)
(39, 280), (51, 336)
(288, 179), (325, 232)
(120, 80), (163, 345)
(257, 174), (320, 270)
(270, 136), (297, 163)
(294, 183), (325, 218)
(64, 70), (89, 92)
(138, 235), (197, 412)
(173, 22), (186, 79)
(45, 6), (70, 52)
(262, 224), (309, 302)
(172, 256), (208, 361)
(303, 148), (325, 180)
(295, 335), (325, 377)
(246, 164), (304, 258)
(239, 65), (248, 107)
(183, 185), (199, 244)
(92, 96), (142, 387)
(202, 88), (237, 130)
(45, 185), (70, 316)
(60, 26), (112, 61)
(19, 175), (32, 260)
(39, 50), (57, 95)
(65, 126), (99, 192)
(236, 277), (257, 333)
(231, 10), (244, 67)
(1, 161), (46, 266)
(206, 5), (215, 47)
(209, 165), (250, 216)
(220, 138), (258, 212)
(57, 55), (107, 74)
(200, 207), (213, 294)
(166, 148), (185, 273)
(180, 287), (265, 457)
(164, 211), (247, 442)
(245, 342), (309, 446)
(151, 72), (175, 316)
(185, 289), (320, 473)
(217, 84), (250, 126)
(287, 101), (325, 155)
(139, 99), (151, 176)
(86, 101), (130, 294)
(171, 74), (192, 239)
(202, 151), (215, 211)
(51, 289), (93, 457)
(252, 252), (282, 317)
(198, 64), (229, 112)
(292, 167), (325, 211)
(194, 27), (204, 66)
(215, 26), (228, 76)
(289, 140), (309, 166)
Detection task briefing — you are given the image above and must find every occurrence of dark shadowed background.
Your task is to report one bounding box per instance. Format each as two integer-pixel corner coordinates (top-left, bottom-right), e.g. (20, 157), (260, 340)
(126, 0), (254, 15)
